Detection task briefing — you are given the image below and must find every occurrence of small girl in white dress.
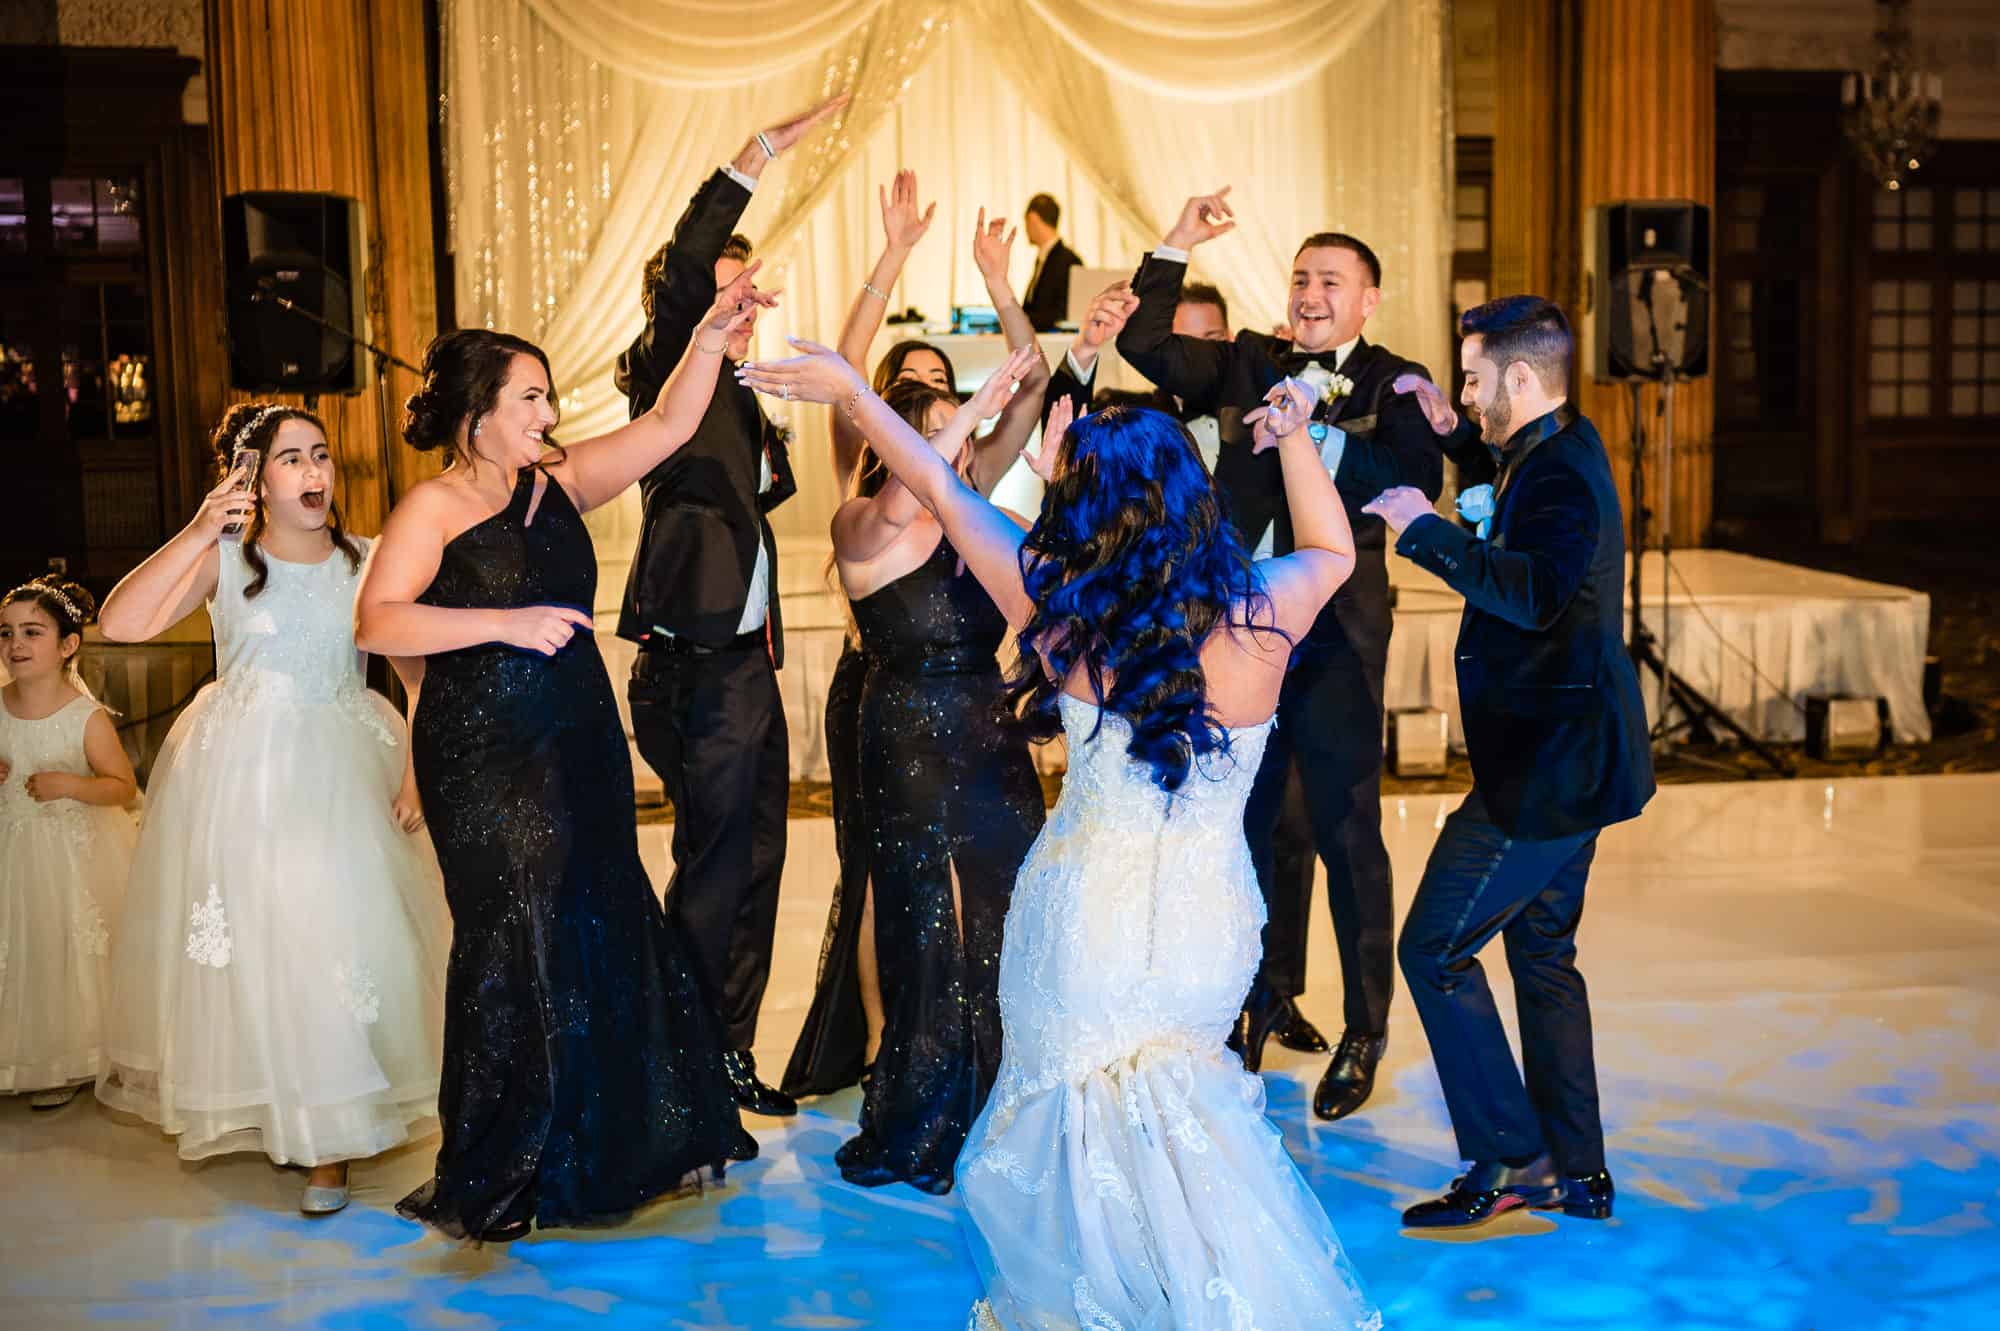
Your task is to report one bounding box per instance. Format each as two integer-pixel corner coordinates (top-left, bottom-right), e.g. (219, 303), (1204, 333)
(0, 578), (139, 1108)
(95, 401), (450, 1216)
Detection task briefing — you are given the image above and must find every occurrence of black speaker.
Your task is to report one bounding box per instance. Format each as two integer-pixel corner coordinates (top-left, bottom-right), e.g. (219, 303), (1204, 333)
(1586, 200), (1711, 382)
(222, 191), (368, 394)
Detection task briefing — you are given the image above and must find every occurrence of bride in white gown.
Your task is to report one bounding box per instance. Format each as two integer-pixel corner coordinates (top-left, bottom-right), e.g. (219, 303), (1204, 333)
(741, 344), (1379, 1330)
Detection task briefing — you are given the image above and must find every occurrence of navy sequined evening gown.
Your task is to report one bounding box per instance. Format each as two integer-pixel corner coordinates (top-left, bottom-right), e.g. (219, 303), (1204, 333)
(397, 470), (741, 1238)
(840, 532), (1044, 1193)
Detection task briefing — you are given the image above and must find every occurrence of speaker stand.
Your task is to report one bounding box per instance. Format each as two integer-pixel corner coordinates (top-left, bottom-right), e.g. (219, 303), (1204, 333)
(1623, 374), (1791, 778)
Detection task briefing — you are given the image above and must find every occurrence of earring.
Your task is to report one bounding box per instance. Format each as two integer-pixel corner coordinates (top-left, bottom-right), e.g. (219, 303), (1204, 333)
(472, 419), (483, 437)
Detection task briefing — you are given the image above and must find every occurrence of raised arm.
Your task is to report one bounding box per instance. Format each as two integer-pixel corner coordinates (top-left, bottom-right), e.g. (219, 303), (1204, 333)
(555, 265), (772, 512)
(616, 94), (849, 415)
(1246, 379), (1356, 638)
(354, 488), (594, 660)
(1115, 189), (1236, 413)
(1329, 365), (1444, 504)
(832, 356), (1026, 563)
(97, 469), (252, 641)
(965, 209), (1051, 493)
(831, 169), (936, 489)
(741, 341), (1040, 627)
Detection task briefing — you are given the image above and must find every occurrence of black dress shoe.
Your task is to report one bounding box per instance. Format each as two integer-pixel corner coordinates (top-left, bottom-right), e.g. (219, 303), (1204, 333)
(1538, 1169), (1615, 1220)
(1402, 1156), (1560, 1230)
(1273, 1001), (1329, 1054)
(724, 1124), (759, 1163)
(478, 1216), (534, 1243)
(1228, 983), (1287, 1074)
(723, 1050), (798, 1117)
(1311, 1029), (1386, 1121)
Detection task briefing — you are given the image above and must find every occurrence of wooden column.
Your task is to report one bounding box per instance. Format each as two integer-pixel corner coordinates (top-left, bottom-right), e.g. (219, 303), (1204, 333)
(1576, 0), (1717, 546)
(1490, 0), (1581, 310)
(203, 0), (440, 536)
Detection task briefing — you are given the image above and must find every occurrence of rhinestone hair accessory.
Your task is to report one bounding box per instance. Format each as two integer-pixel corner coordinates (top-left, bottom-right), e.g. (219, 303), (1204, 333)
(25, 579), (85, 627)
(233, 404), (290, 451)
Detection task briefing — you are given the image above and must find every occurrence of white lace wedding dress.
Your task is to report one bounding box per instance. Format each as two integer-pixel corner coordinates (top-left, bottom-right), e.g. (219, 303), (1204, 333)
(960, 693), (1380, 1331)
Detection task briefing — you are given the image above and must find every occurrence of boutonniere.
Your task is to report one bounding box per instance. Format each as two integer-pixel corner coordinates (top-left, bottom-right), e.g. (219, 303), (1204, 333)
(1456, 484), (1495, 539)
(1293, 361), (1356, 406)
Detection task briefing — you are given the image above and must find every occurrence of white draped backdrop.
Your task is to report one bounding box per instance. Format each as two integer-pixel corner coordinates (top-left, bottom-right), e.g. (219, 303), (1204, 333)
(442, 0), (1453, 599)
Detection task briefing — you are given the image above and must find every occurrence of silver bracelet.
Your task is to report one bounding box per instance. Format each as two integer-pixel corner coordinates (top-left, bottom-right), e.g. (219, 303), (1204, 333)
(755, 131), (776, 160)
(861, 280), (889, 302)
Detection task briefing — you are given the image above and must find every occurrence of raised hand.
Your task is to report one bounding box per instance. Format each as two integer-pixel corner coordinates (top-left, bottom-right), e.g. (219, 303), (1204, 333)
(702, 259), (779, 339)
(880, 169), (936, 251)
(1078, 281), (1140, 351)
(504, 604), (593, 657)
(1392, 372), (1461, 437)
(1163, 186), (1236, 250)
(758, 93), (850, 156)
(964, 345), (1039, 425)
(736, 337), (868, 405)
(1245, 377), (1316, 453)
(972, 208), (1017, 284)
(1362, 486), (1438, 535)
(1030, 394), (1074, 482)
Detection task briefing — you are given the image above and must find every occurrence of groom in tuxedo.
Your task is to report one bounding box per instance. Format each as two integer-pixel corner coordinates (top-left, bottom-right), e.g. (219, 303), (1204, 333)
(614, 95), (843, 1122)
(1117, 189), (1443, 1120)
(1367, 296), (1653, 1228)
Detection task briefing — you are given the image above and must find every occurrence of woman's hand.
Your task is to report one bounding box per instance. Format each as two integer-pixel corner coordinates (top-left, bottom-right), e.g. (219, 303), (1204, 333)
(1030, 393), (1074, 482)
(187, 468), (257, 543)
(700, 259), (779, 339)
(24, 771), (79, 803)
(972, 209), (1016, 285)
(391, 762), (425, 834)
(1245, 377), (1316, 453)
(503, 605), (593, 656)
(736, 338), (868, 405)
(964, 345), (1039, 425)
(880, 169), (936, 251)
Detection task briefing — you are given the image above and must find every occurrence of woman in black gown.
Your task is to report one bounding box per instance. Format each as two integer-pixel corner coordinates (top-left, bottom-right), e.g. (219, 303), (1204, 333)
(354, 272), (768, 1240)
(783, 176), (1045, 1101)
(812, 375), (1047, 1193)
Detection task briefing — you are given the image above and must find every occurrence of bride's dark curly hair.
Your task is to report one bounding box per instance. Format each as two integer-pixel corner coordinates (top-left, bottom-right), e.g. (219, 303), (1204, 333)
(999, 405), (1279, 793)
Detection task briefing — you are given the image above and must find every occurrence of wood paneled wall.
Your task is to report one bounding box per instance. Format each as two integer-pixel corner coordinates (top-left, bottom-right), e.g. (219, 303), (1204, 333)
(1489, 0), (1718, 545)
(203, 0), (440, 536)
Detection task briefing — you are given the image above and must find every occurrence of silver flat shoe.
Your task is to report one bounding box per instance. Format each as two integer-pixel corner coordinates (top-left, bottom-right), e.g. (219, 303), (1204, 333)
(27, 1085), (83, 1110)
(300, 1184), (350, 1216)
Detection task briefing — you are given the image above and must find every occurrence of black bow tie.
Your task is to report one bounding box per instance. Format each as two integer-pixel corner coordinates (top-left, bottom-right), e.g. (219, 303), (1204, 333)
(1277, 348), (1339, 376)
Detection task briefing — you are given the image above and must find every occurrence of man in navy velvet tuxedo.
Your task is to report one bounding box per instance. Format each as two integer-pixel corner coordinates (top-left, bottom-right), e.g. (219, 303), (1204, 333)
(1364, 296), (1654, 1230)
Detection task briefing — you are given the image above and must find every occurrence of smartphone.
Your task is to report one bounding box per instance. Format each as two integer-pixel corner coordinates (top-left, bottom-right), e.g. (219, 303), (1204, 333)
(219, 445), (259, 540)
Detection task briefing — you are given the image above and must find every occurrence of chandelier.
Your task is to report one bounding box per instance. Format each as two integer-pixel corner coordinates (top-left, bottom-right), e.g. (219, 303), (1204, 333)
(1842, 0), (1943, 191)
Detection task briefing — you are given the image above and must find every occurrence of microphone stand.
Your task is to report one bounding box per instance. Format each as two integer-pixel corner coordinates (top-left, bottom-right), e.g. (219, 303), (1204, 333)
(250, 279), (420, 507)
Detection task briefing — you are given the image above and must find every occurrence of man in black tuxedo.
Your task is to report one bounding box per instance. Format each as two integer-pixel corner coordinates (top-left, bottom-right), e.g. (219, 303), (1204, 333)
(1366, 296), (1653, 1229)
(1052, 278), (1329, 1067)
(614, 95), (844, 1120)
(1021, 193), (1083, 332)
(1117, 188), (1443, 1119)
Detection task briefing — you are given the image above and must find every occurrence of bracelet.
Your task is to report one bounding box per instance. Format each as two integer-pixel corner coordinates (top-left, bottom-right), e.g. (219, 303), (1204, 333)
(841, 387), (868, 422)
(696, 329), (729, 355)
(755, 131), (777, 160)
(861, 280), (889, 302)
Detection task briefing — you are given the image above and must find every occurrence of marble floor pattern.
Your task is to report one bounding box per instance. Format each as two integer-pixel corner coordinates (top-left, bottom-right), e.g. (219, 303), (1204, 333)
(3, 774), (1996, 1330)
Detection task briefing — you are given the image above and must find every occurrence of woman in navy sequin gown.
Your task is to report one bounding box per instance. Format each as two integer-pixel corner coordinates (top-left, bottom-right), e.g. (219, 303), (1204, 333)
(354, 273), (768, 1241)
(818, 377), (1046, 1193)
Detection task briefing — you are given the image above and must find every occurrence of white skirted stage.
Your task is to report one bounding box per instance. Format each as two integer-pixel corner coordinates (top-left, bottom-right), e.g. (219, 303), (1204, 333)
(597, 546), (1933, 790)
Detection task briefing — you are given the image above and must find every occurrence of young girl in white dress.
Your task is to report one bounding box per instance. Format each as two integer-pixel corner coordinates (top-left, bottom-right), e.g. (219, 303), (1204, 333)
(0, 578), (139, 1109)
(96, 402), (450, 1216)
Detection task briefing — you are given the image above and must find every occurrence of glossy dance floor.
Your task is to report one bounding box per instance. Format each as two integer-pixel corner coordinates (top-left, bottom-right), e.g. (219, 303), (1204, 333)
(5, 774), (1997, 1329)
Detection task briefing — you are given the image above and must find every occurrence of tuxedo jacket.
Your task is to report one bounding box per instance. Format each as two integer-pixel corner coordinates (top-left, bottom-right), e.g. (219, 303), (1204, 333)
(1116, 252), (1443, 640)
(1023, 239), (1082, 332)
(614, 169), (797, 664)
(1397, 409), (1655, 839)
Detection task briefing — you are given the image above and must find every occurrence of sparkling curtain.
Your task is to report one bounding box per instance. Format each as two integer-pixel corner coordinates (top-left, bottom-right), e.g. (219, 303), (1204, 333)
(444, 0), (1450, 572)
